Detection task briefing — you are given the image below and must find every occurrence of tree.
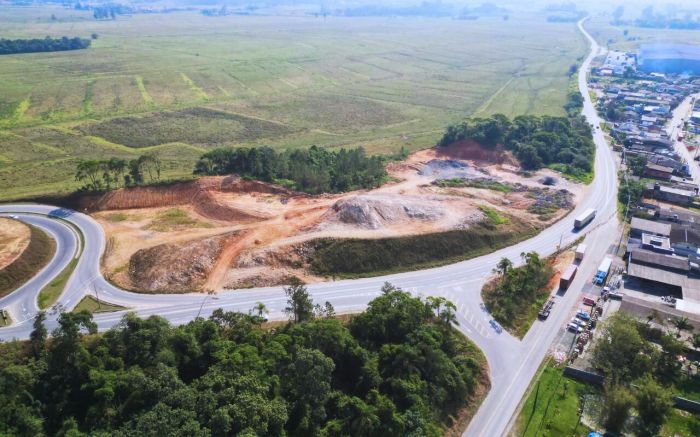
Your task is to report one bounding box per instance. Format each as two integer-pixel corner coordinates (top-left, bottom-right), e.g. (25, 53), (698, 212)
(602, 384), (634, 433)
(635, 376), (673, 437)
(283, 347), (335, 433)
(671, 316), (694, 337)
(692, 334), (700, 351)
(284, 281), (314, 323)
(493, 257), (513, 277)
(252, 302), (268, 319)
(29, 311), (47, 360)
(380, 282), (400, 295)
(593, 313), (652, 383)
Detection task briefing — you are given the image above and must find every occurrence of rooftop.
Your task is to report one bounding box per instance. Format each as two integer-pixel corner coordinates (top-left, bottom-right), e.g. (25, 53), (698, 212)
(629, 249), (689, 271)
(631, 217), (672, 236)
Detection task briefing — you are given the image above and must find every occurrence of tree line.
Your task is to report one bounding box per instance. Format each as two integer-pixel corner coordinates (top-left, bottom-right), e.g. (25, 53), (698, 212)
(593, 312), (698, 436)
(438, 112), (594, 172)
(74, 154), (162, 191)
(194, 145), (387, 194)
(0, 283), (485, 436)
(0, 37), (90, 55)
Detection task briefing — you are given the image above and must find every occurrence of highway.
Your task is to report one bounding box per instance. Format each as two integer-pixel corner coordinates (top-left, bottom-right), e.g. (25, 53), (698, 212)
(0, 18), (619, 437)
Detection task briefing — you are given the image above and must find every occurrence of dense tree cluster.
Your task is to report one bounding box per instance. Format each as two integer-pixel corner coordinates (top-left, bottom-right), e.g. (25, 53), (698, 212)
(194, 145), (387, 194)
(74, 154), (162, 191)
(437, 109), (594, 174)
(0, 286), (485, 436)
(482, 252), (553, 329)
(593, 313), (687, 436)
(0, 37), (90, 55)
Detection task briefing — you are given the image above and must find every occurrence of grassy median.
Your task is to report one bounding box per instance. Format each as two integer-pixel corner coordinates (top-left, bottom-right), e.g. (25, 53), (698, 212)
(72, 295), (126, 314)
(38, 258), (77, 310)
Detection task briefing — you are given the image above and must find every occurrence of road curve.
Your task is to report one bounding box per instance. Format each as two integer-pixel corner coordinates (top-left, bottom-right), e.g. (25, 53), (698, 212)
(0, 17), (618, 437)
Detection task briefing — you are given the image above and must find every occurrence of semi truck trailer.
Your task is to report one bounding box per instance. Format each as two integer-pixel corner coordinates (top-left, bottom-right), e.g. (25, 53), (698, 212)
(574, 208), (596, 229)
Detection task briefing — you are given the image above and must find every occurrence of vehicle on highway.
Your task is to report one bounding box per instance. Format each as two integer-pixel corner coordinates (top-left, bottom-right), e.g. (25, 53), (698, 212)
(593, 256), (613, 285)
(575, 243), (587, 261)
(559, 264), (578, 290)
(574, 208), (596, 230)
(489, 319), (503, 334)
(538, 299), (555, 320)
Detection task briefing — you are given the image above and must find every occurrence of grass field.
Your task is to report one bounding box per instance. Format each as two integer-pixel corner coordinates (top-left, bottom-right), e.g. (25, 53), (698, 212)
(587, 16), (700, 52)
(515, 362), (595, 437)
(73, 295), (126, 314)
(0, 6), (587, 201)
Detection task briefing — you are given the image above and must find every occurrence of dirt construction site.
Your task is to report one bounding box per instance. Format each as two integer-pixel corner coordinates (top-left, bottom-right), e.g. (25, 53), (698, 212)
(0, 218), (30, 271)
(88, 143), (585, 293)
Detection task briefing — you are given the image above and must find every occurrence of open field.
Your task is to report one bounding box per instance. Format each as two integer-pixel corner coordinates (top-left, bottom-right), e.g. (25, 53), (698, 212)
(587, 16), (700, 52)
(0, 6), (587, 200)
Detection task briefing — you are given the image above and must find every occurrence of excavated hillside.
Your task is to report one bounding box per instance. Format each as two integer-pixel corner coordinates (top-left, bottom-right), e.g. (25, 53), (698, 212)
(95, 146), (585, 293)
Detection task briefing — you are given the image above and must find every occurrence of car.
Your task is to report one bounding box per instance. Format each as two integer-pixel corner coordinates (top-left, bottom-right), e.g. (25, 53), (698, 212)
(9, 215), (18, 219)
(576, 310), (591, 321)
(489, 319), (502, 334)
(568, 322), (583, 333)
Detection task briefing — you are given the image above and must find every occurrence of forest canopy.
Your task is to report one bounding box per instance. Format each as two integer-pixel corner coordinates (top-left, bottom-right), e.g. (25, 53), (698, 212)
(0, 286), (486, 437)
(437, 113), (594, 173)
(194, 145), (387, 194)
(0, 37), (90, 55)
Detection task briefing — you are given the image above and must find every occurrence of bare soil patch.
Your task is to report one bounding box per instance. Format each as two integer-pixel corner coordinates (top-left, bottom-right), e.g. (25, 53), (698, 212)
(0, 218), (30, 270)
(94, 145), (584, 293)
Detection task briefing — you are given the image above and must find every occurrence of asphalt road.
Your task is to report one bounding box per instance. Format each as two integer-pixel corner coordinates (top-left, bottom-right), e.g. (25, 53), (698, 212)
(0, 18), (619, 437)
(666, 92), (700, 183)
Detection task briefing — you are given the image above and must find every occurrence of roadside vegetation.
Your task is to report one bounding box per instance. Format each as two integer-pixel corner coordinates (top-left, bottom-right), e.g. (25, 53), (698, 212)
(145, 208), (213, 232)
(515, 361), (594, 436)
(74, 154), (163, 191)
(0, 225), (55, 297)
(194, 146), (387, 194)
(72, 295), (126, 314)
(308, 220), (537, 277)
(0, 285), (488, 436)
(38, 258), (77, 310)
(482, 252), (554, 338)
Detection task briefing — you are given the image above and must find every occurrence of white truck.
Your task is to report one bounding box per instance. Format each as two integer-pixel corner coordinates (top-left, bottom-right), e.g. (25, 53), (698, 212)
(574, 208), (596, 230)
(575, 244), (587, 261)
(594, 256), (613, 285)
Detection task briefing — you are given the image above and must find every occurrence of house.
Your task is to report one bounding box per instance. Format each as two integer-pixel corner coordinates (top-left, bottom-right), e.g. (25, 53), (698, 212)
(643, 163), (674, 180)
(645, 183), (698, 206)
(630, 217), (672, 238)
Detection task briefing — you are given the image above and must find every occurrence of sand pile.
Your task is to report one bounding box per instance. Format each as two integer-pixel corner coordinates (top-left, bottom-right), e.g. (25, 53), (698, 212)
(325, 194), (445, 230)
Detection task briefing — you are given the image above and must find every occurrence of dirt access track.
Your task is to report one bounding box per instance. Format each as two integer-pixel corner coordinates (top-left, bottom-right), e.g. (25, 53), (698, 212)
(90, 142), (585, 293)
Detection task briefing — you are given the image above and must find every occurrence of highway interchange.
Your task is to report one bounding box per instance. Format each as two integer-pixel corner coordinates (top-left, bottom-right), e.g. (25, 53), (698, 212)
(0, 19), (619, 437)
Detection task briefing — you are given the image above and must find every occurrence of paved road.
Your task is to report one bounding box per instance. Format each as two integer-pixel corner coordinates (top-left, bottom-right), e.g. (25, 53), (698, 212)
(0, 18), (619, 437)
(666, 92), (700, 183)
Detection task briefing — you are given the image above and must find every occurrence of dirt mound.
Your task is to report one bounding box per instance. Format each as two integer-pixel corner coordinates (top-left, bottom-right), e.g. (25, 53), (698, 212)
(325, 194), (444, 229)
(128, 231), (240, 293)
(436, 140), (517, 165)
(69, 176), (299, 222)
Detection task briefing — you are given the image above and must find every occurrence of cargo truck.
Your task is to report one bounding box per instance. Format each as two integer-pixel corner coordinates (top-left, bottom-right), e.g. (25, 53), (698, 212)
(593, 256), (613, 285)
(574, 208), (596, 229)
(560, 264), (578, 290)
(575, 244), (587, 261)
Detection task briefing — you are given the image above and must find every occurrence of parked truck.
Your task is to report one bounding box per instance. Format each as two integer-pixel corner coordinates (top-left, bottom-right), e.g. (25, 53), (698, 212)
(560, 264), (578, 290)
(575, 244), (587, 261)
(593, 256), (613, 285)
(574, 208), (596, 229)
